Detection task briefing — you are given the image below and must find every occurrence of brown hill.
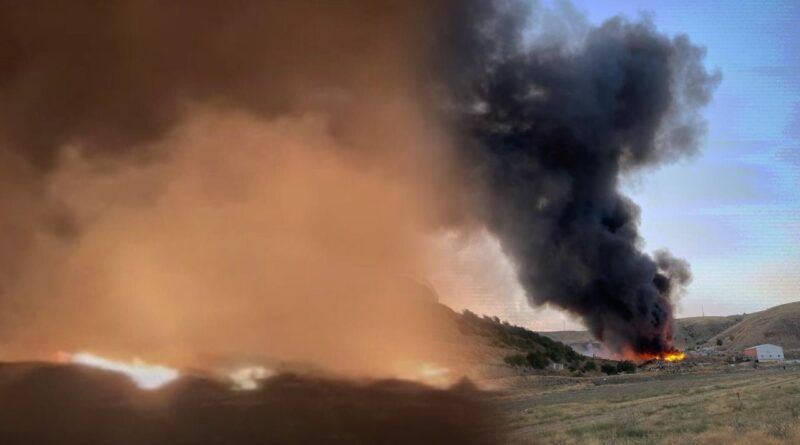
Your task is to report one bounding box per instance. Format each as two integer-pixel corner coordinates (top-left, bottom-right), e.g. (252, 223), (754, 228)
(539, 301), (800, 356)
(541, 310), (776, 352)
(540, 330), (593, 344)
(539, 315), (743, 353)
(707, 301), (800, 353)
(673, 315), (744, 348)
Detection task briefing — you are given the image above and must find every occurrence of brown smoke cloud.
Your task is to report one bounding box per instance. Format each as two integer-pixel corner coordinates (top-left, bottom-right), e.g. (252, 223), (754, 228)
(0, 1), (442, 167)
(0, 1), (464, 377)
(3, 108), (452, 374)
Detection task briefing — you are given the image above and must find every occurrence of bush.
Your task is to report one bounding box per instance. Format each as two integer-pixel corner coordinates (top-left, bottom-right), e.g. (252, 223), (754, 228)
(526, 351), (550, 369)
(503, 354), (528, 367)
(548, 348), (565, 363)
(582, 361), (597, 372)
(616, 360), (636, 374)
(600, 363), (618, 375)
(716, 338), (723, 346)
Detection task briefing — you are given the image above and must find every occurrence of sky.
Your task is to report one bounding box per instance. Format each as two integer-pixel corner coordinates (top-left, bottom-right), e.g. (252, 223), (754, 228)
(436, 0), (800, 330)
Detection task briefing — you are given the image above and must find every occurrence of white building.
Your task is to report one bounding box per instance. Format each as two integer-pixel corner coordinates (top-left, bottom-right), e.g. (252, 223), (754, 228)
(743, 344), (784, 362)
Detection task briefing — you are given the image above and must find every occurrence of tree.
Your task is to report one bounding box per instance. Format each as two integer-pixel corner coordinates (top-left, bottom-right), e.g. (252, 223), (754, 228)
(547, 348), (565, 363)
(600, 363), (618, 375)
(616, 360), (636, 374)
(582, 361), (597, 372)
(526, 351), (550, 369)
(503, 354), (527, 367)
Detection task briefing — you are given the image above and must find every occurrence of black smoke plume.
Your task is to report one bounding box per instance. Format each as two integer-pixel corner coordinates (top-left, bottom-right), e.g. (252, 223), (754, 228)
(442, 2), (720, 356)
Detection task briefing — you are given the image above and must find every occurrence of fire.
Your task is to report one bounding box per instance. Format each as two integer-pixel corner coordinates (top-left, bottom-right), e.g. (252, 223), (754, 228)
(635, 350), (687, 362)
(68, 352), (179, 390)
(228, 366), (274, 391)
(403, 363), (452, 387)
(662, 351), (686, 362)
(416, 363), (450, 380)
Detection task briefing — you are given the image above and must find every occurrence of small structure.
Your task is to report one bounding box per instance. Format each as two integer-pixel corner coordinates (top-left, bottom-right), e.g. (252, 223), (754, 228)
(743, 344), (784, 362)
(550, 363), (564, 371)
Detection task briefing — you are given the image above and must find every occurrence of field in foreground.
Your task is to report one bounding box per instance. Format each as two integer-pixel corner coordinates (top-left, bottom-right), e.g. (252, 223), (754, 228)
(492, 364), (800, 444)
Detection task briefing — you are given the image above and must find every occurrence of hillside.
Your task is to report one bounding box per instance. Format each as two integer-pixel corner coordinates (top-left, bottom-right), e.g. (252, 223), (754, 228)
(539, 330), (593, 344)
(543, 315), (743, 350)
(673, 315), (744, 347)
(539, 301), (800, 356)
(707, 301), (800, 353)
(0, 306), (583, 444)
(456, 310), (584, 369)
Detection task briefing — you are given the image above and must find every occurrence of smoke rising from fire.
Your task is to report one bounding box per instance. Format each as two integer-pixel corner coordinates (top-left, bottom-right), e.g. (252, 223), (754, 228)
(441, 2), (720, 355)
(0, 0), (718, 368)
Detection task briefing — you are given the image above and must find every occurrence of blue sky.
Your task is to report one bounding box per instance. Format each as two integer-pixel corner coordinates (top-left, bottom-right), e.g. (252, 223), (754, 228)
(574, 0), (800, 316)
(436, 1), (799, 328)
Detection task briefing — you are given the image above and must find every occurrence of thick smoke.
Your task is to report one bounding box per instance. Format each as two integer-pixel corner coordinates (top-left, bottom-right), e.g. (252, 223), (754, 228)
(0, 1), (460, 376)
(442, 3), (720, 355)
(0, 0), (718, 370)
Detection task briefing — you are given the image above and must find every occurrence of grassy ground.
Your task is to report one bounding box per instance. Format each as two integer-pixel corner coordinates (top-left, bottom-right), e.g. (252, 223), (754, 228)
(493, 364), (800, 444)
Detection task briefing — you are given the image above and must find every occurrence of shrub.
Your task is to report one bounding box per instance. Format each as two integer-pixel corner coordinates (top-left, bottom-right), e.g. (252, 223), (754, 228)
(526, 351), (550, 369)
(503, 354), (528, 367)
(582, 361), (597, 372)
(600, 363), (618, 375)
(616, 360), (636, 374)
(548, 348), (565, 363)
(716, 338), (723, 346)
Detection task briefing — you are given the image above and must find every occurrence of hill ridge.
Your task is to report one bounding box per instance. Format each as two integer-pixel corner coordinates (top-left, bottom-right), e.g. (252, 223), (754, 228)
(540, 301), (800, 355)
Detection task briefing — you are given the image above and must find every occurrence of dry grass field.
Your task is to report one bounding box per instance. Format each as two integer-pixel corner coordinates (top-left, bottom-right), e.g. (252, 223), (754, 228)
(492, 364), (800, 444)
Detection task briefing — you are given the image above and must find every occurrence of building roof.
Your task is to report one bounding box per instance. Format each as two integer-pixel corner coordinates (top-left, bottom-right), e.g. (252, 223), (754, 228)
(744, 344), (783, 350)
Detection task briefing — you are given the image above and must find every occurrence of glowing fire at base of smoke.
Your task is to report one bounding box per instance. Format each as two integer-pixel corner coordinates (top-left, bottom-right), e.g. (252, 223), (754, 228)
(662, 351), (686, 362)
(68, 352), (179, 390)
(636, 350), (687, 362)
(401, 363), (452, 387)
(228, 366), (274, 391)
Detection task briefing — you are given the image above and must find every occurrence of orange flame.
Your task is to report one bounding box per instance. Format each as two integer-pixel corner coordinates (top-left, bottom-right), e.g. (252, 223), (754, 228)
(635, 350), (686, 362)
(662, 351), (686, 362)
(67, 352), (179, 389)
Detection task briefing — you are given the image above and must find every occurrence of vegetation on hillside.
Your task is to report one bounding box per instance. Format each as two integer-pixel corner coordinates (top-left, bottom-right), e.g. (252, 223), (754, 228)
(458, 310), (585, 371)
